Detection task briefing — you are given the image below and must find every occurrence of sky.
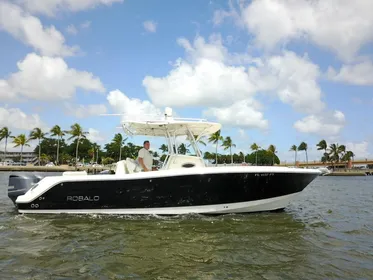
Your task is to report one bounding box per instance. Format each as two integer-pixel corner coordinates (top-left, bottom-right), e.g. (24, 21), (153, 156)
(0, 0), (372, 163)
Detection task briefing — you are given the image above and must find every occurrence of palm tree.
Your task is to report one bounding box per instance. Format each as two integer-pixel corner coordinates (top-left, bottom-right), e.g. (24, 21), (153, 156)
(92, 143), (100, 163)
(29, 127), (48, 166)
(342, 150), (355, 168)
(222, 136), (236, 164)
(298, 142), (308, 167)
(316, 140), (328, 164)
(289, 144), (297, 166)
(67, 123), (88, 166)
(0, 127), (12, 162)
(250, 143), (260, 165)
(208, 130), (223, 166)
(159, 144), (168, 154)
(328, 143), (346, 169)
(88, 147), (95, 162)
(267, 144), (277, 165)
(177, 143), (190, 155)
(239, 151), (245, 162)
(113, 133), (127, 161)
(12, 134), (30, 162)
(50, 125), (65, 165)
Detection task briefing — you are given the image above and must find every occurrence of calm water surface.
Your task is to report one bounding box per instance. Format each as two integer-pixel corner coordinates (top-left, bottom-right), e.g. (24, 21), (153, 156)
(0, 172), (372, 279)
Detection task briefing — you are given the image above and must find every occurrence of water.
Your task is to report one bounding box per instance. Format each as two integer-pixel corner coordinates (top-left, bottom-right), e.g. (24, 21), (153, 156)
(1, 172), (372, 279)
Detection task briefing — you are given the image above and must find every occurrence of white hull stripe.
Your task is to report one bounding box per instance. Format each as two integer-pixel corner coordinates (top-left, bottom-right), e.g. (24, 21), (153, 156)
(18, 193), (299, 215)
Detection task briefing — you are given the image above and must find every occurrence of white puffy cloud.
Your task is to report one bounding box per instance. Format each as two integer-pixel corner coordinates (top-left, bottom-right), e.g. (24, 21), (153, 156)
(0, 80), (18, 102)
(177, 34), (252, 65)
(143, 21), (157, 33)
(86, 128), (105, 143)
(229, 0), (373, 62)
(293, 110), (346, 137)
(107, 90), (162, 120)
(203, 99), (269, 130)
(250, 51), (325, 114)
(143, 34), (325, 130)
(0, 53), (105, 102)
(345, 141), (370, 159)
(16, 0), (123, 17)
(327, 61), (373, 85)
(0, 2), (78, 57)
(0, 107), (48, 131)
(64, 103), (107, 118)
(143, 35), (256, 108)
(144, 58), (255, 108)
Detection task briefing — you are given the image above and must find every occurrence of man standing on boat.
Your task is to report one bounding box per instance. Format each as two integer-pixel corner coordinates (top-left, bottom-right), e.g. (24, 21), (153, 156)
(137, 140), (153, 172)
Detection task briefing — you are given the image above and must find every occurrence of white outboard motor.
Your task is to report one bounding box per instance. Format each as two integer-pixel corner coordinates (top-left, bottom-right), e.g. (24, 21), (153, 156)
(8, 173), (44, 205)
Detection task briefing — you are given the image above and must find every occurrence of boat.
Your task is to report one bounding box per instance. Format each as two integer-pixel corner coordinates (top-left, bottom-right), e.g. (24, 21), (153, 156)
(8, 108), (321, 215)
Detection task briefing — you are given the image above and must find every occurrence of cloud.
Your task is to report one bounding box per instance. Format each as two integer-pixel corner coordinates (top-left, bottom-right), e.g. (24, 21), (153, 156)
(250, 51), (325, 114)
(66, 24), (78, 35)
(293, 110), (346, 137)
(238, 129), (248, 139)
(143, 20), (157, 33)
(17, 0), (123, 17)
(143, 35), (256, 108)
(220, 0), (373, 62)
(64, 103), (107, 118)
(327, 61), (373, 85)
(80, 21), (91, 29)
(107, 89), (162, 121)
(345, 141), (370, 159)
(177, 34), (252, 65)
(0, 107), (48, 131)
(0, 53), (105, 102)
(143, 34), (326, 130)
(203, 99), (269, 130)
(86, 128), (105, 143)
(0, 2), (78, 57)
(212, 0), (245, 28)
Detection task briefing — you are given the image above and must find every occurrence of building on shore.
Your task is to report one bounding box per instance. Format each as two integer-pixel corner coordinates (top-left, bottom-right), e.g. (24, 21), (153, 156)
(0, 150), (37, 165)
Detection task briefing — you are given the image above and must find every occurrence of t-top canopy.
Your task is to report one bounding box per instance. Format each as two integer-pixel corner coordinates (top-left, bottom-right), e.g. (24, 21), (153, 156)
(121, 119), (221, 137)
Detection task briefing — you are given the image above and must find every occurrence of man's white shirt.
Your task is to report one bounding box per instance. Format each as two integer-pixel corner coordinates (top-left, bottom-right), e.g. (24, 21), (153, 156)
(137, 148), (153, 170)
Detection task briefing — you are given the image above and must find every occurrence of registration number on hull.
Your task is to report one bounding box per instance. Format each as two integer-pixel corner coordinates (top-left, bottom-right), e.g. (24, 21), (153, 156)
(254, 173), (274, 177)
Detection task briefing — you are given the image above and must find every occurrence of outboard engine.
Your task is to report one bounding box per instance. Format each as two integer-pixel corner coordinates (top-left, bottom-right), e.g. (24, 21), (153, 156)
(8, 173), (44, 205)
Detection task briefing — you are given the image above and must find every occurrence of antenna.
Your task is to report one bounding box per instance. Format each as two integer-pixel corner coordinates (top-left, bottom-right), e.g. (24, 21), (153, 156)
(164, 107), (173, 119)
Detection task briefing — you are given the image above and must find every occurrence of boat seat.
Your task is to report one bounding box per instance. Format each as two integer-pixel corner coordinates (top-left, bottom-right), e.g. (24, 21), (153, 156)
(115, 160), (127, 175)
(126, 158), (142, 173)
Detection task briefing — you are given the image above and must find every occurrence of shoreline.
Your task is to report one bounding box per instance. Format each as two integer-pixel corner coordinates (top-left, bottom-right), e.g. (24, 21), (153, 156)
(0, 165), (371, 176)
(0, 165), (110, 173)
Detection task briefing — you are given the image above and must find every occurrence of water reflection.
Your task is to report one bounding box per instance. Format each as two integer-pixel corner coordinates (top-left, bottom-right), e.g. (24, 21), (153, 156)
(1, 211), (313, 279)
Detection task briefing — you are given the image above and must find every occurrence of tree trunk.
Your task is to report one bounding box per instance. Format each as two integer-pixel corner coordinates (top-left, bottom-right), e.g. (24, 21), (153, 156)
(56, 137), (60, 165)
(4, 137), (8, 162)
(119, 145), (122, 161)
(306, 150), (308, 168)
(38, 138), (41, 166)
(20, 145), (23, 162)
(75, 137), (80, 167)
(294, 150), (297, 166)
(230, 147), (233, 164)
(215, 142), (218, 166)
(255, 150), (258, 165)
(96, 149), (99, 163)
